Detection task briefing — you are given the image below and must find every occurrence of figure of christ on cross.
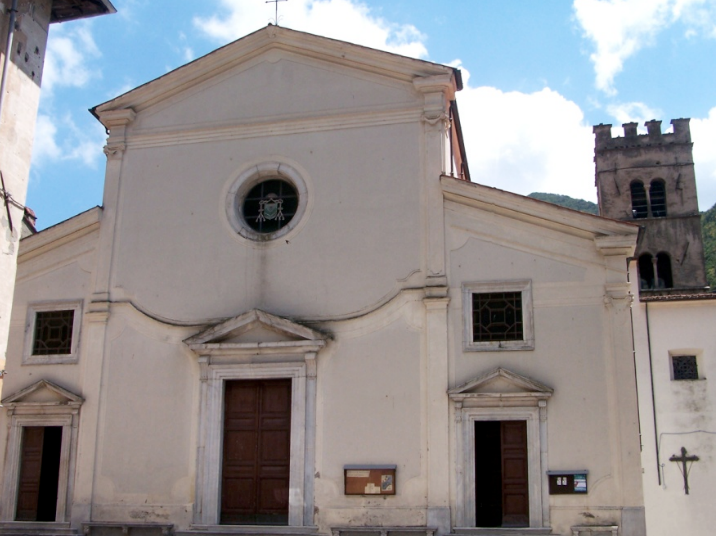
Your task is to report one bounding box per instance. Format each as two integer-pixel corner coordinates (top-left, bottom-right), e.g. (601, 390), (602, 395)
(669, 446), (699, 495)
(266, 0), (288, 25)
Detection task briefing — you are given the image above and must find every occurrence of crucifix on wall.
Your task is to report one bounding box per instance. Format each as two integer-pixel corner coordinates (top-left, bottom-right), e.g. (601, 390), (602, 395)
(266, 0), (288, 25)
(669, 446), (699, 495)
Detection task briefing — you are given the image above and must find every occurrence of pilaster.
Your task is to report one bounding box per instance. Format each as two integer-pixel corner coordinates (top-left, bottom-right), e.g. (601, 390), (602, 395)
(72, 108), (135, 527)
(423, 293), (450, 535)
(414, 75), (454, 281)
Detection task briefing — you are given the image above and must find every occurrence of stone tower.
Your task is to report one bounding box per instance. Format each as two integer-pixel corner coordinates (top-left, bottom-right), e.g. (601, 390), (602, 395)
(593, 119), (707, 293)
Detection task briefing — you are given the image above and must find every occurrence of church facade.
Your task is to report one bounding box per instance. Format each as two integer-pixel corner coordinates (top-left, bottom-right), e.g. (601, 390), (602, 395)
(0, 27), (646, 536)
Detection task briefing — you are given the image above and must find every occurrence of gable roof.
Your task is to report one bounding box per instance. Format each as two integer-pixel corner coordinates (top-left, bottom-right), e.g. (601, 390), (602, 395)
(441, 175), (640, 243)
(91, 25), (461, 124)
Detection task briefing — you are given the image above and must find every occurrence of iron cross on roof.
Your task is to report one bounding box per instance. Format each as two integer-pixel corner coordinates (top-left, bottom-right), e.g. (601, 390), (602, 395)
(669, 446), (699, 495)
(266, 0), (288, 25)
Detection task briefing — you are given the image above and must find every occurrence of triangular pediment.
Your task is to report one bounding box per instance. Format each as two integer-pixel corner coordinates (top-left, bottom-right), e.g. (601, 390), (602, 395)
(449, 368), (553, 398)
(185, 309), (327, 347)
(1, 379), (83, 407)
(93, 25), (459, 122)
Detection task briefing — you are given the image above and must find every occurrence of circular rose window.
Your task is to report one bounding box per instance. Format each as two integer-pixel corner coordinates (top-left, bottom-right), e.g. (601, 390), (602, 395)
(242, 179), (299, 234)
(225, 162), (310, 243)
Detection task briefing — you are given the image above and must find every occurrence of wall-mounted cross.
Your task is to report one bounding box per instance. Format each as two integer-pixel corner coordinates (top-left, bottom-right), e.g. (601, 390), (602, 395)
(669, 446), (699, 495)
(266, 0), (287, 25)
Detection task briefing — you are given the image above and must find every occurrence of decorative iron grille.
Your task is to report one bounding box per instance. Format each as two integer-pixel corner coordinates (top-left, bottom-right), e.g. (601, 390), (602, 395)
(242, 179), (298, 234)
(32, 310), (74, 355)
(630, 181), (648, 219)
(472, 292), (523, 342)
(649, 180), (667, 217)
(672, 355), (698, 380)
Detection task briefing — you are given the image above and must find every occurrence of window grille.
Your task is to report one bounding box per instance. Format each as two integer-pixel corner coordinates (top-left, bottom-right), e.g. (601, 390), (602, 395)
(472, 292), (523, 342)
(32, 310), (74, 355)
(649, 179), (667, 217)
(672, 355), (698, 380)
(630, 181), (648, 219)
(242, 179), (298, 234)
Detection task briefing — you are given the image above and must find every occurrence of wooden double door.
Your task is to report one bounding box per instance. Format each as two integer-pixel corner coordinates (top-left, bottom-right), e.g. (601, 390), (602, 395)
(474, 420), (529, 527)
(221, 379), (292, 525)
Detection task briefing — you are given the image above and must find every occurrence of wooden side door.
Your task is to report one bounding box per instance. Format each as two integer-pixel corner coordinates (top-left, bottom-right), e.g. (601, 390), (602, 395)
(500, 421), (529, 527)
(16, 427), (45, 521)
(221, 380), (292, 525)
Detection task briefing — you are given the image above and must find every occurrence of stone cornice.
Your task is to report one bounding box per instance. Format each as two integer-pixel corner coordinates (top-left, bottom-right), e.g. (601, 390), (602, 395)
(124, 108), (422, 150)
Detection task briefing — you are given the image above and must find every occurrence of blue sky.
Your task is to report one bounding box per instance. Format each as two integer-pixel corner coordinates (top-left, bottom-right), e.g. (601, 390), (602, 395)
(29, 0), (716, 230)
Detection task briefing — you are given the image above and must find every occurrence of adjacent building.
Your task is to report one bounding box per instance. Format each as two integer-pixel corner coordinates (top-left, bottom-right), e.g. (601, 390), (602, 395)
(594, 120), (716, 536)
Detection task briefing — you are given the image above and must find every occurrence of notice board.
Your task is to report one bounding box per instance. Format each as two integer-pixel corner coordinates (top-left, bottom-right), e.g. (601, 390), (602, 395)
(344, 465), (396, 495)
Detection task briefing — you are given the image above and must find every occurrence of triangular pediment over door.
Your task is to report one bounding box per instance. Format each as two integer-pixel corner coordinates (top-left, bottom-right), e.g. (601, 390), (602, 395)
(1, 379), (83, 408)
(184, 309), (327, 357)
(449, 367), (553, 407)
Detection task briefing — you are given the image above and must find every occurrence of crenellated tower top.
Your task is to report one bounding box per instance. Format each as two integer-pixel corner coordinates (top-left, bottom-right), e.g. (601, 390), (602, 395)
(593, 118), (692, 151)
(593, 118), (707, 294)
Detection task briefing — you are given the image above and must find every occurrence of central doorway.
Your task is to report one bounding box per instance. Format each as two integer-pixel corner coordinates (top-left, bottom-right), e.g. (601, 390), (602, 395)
(474, 420), (529, 527)
(221, 379), (292, 525)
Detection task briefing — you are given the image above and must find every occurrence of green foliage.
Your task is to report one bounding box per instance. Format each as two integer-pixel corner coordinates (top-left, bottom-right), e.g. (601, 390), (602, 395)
(701, 203), (716, 289)
(527, 192), (599, 215)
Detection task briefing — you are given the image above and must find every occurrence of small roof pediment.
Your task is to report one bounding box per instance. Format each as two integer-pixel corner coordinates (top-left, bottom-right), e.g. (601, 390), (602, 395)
(449, 368), (553, 399)
(184, 309), (327, 350)
(1, 380), (83, 407)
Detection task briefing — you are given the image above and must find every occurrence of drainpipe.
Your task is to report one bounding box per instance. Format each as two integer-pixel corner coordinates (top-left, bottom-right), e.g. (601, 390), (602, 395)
(645, 301), (662, 484)
(0, 0), (19, 133)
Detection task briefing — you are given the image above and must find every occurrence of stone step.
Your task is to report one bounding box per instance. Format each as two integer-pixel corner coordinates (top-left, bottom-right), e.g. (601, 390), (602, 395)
(450, 529), (553, 536)
(176, 527), (318, 536)
(0, 522), (78, 536)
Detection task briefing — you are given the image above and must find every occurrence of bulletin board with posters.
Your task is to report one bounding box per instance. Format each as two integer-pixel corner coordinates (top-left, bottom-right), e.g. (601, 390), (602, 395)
(344, 465), (396, 495)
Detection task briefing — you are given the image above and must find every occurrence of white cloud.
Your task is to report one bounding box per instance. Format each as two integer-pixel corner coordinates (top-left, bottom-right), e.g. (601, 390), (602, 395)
(32, 115), (62, 164)
(456, 70), (597, 202)
(194, 0), (427, 58)
(691, 108), (716, 210)
(31, 114), (106, 170)
(607, 101), (663, 132)
(42, 23), (101, 95)
(573, 0), (716, 94)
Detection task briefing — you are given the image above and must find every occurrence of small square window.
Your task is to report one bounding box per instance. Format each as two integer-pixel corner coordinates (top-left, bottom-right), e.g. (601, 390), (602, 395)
(672, 355), (698, 380)
(32, 310), (75, 355)
(463, 280), (534, 351)
(23, 302), (82, 365)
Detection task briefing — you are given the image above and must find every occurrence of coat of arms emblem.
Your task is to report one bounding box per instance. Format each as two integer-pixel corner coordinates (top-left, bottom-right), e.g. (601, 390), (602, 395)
(257, 193), (284, 223)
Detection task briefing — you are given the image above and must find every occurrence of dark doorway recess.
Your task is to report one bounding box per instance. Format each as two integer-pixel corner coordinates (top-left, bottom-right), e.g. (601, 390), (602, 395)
(16, 426), (63, 521)
(475, 420), (529, 528)
(221, 379), (291, 525)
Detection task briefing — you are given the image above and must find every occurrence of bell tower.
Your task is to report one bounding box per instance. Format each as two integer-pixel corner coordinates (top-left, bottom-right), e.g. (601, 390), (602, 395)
(593, 119), (707, 293)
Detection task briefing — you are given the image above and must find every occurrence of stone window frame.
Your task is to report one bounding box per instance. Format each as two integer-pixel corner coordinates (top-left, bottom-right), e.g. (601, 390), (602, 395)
(462, 280), (534, 352)
(23, 301), (83, 365)
(225, 161), (310, 244)
(0, 381), (83, 524)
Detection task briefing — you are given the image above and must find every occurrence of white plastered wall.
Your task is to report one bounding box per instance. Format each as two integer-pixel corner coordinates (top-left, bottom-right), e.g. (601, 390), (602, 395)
(631, 264), (716, 536)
